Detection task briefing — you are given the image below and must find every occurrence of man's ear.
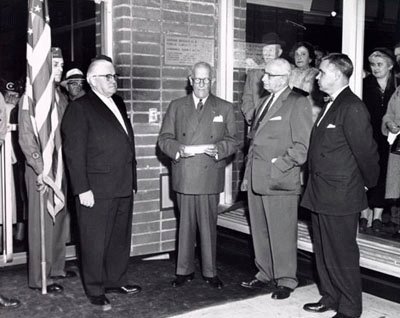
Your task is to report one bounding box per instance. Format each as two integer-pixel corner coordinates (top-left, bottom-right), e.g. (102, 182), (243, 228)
(277, 47), (283, 57)
(188, 76), (193, 86)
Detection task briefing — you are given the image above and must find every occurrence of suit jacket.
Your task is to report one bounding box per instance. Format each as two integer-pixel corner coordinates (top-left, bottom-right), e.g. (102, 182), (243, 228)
(244, 87), (313, 195)
(241, 68), (269, 124)
(301, 87), (379, 215)
(158, 94), (238, 195)
(61, 89), (137, 199)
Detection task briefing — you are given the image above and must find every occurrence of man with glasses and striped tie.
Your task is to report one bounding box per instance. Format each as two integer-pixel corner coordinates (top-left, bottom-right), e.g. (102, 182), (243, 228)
(241, 58), (313, 300)
(158, 61), (238, 290)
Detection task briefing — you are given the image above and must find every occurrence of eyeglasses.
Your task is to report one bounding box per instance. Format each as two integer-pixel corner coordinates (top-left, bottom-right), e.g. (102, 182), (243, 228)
(192, 78), (211, 85)
(68, 82), (83, 87)
(92, 74), (118, 81)
(263, 71), (287, 78)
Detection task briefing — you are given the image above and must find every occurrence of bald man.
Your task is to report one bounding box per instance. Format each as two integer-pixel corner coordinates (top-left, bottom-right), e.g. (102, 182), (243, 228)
(62, 56), (140, 310)
(241, 58), (313, 300)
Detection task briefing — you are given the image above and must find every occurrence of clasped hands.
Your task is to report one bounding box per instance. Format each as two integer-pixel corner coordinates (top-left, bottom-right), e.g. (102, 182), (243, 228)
(387, 121), (400, 134)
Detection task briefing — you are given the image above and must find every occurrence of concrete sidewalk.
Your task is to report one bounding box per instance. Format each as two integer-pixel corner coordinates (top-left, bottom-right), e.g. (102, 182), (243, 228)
(173, 284), (400, 318)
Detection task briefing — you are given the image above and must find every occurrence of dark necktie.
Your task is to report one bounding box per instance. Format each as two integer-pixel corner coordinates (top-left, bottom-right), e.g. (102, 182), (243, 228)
(197, 99), (204, 112)
(251, 94), (275, 132)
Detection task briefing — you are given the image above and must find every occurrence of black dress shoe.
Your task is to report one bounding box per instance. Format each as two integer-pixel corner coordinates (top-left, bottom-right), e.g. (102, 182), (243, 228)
(87, 295), (111, 311)
(0, 294), (21, 309)
(332, 313), (358, 318)
(241, 278), (276, 292)
(203, 276), (223, 289)
(303, 301), (334, 313)
(51, 270), (77, 279)
(105, 285), (142, 295)
(171, 273), (195, 287)
(271, 286), (292, 300)
(30, 283), (64, 294)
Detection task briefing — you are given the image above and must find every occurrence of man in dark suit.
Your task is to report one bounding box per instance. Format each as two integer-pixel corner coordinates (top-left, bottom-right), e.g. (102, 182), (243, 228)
(301, 53), (379, 318)
(158, 62), (238, 289)
(62, 56), (141, 311)
(240, 58), (313, 300)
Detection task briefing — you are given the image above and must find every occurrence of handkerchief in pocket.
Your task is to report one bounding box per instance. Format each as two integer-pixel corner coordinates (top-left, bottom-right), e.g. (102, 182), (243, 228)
(213, 115), (223, 122)
(269, 116), (282, 121)
(327, 124), (336, 128)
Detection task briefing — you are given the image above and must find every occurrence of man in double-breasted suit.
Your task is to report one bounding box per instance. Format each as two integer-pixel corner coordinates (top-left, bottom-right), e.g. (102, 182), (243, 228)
(62, 56), (141, 311)
(158, 62), (238, 289)
(241, 58), (313, 300)
(301, 54), (379, 318)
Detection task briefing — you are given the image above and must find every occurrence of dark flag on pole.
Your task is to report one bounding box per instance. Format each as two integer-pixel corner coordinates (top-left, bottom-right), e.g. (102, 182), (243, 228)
(24, 0), (65, 219)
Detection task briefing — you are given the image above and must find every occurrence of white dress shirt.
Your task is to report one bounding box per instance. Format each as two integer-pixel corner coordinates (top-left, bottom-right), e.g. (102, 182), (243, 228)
(94, 91), (128, 134)
(316, 85), (348, 127)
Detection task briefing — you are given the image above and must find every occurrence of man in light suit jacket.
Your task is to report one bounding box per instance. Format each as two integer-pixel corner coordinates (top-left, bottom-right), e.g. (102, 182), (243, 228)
(62, 56), (141, 311)
(241, 58), (313, 300)
(301, 54), (379, 318)
(158, 62), (238, 289)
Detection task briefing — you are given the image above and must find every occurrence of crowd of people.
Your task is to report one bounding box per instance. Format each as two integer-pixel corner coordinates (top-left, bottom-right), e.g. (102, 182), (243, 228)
(0, 35), (400, 318)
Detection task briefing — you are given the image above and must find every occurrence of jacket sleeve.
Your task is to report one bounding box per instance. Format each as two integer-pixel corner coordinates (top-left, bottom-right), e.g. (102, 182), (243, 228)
(18, 96), (43, 175)
(61, 101), (90, 195)
(382, 87), (400, 136)
(274, 95), (313, 172)
(215, 103), (238, 160)
(344, 102), (379, 188)
(158, 102), (182, 160)
(241, 70), (258, 125)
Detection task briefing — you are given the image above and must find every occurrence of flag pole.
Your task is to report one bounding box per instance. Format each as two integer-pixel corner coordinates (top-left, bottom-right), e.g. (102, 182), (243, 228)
(39, 191), (47, 294)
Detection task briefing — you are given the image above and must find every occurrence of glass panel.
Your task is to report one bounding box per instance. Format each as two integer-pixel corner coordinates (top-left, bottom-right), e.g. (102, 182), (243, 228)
(360, 0), (400, 242)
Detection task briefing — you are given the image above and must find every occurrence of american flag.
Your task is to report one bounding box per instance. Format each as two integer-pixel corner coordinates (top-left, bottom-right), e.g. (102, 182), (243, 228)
(24, 0), (65, 219)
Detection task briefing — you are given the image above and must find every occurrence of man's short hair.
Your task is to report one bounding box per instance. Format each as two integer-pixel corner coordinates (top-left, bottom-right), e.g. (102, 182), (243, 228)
(322, 53), (353, 78)
(191, 62), (213, 77)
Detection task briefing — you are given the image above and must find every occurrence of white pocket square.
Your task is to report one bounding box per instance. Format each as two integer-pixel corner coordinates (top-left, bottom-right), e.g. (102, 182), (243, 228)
(213, 115), (223, 122)
(269, 116), (282, 121)
(327, 124), (336, 128)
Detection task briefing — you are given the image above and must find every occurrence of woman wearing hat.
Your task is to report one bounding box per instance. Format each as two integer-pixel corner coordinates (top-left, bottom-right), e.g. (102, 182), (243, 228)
(360, 48), (397, 233)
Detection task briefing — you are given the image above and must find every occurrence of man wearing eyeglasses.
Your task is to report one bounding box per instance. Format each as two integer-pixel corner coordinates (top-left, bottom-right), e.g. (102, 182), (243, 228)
(60, 68), (86, 101)
(158, 61), (238, 290)
(62, 56), (140, 311)
(240, 58), (313, 300)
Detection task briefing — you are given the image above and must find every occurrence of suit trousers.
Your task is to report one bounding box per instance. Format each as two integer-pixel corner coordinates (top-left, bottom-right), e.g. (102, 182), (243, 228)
(77, 196), (133, 296)
(25, 165), (69, 288)
(247, 189), (299, 290)
(176, 193), (219, 278)
(311, 212), (362, 317)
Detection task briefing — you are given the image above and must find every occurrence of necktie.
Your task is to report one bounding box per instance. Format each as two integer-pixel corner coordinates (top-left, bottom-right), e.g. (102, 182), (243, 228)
(251, 94), (275, 132)
(197, 99), (204, 112)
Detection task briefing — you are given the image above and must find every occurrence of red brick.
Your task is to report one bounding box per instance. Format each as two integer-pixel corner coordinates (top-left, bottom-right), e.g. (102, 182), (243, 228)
(190, 13), (215, 26)
(132, 66), (161, 78)
(137, 168), (161, 179)
(135, 189), (160, 201)
(163, 10), (189, 23)
(133, 123), (161, 134)
(132, 90), (161, 101)
(132, 6), (161, 19)
(132, 43), (161, 55)
(133, 102), (160, 112)
(114, 29), (131, 42)
(136, 146), (157, 156)
(190, 25), (215, 37)
(133, 0), (161, 8)
(114, 5), (132, 17)
(137, 178), (159, 189)
(162, 67), (190, 78)
(162, 22), (189, 35)
(132, 232), (160, 244)
(132, 221), (160, 234)
(132, 243), (160, 256)
(162, 79), (187, 90)
(132, 55), (161, 66)
(161, 229), (176, 241)
(161, 90), (187, 102)
(161, 209), (176, 220)
(132, 79), (161, 89)
(162, 1), (189, 12)
(133, 200), (159, 213)
(162, 219), (177, 230)
(132, 19), (161, 32)
(114, 17), (132, 29)
(161, 241), (176, 252)
(132, 211), (161, 223)
(191, 3), (215, 15)
(132, 31), (161, 43)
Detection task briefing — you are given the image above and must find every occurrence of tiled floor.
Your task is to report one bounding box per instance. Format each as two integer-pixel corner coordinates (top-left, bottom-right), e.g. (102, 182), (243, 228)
(173, 283), (400, 318)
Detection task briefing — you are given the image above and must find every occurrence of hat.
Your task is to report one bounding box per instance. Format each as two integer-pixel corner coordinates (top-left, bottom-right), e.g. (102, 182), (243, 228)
(60, 68), (85, 87)
(261, 32), (286, 47)
(91, 54), (113, 63)
(370, 47), (396, 63)
(51, 47), (63, 59)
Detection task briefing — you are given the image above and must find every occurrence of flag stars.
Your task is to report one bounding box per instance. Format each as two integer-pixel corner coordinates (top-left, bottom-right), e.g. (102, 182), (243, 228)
(34, 5), (41, 12)
(28, 28), (33, 35)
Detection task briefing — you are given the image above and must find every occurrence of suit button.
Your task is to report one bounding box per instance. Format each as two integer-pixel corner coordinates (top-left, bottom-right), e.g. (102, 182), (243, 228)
(315, 172), (319, 176)
(211, 136), (213, 138)
(183, 133), (186, 136)
(320, 153), (325, 157)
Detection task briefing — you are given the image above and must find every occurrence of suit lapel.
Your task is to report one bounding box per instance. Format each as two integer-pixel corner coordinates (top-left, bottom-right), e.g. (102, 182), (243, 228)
(255, 87), (291, 136)
(182, 95), (199, 142)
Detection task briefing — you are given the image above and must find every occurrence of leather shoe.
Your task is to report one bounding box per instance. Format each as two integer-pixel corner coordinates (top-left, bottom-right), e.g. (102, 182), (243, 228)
(241, 278), (276, 292)
(30, 283), (63, 294)
(171, 273), (195, 287)
(303, 301), (334, 313)
(332, 313), (358, 318)
(88, 295), (111, 311)
(0, 294), (21, 309)
(271, 286), (293, 299)
(203, 276), (223, 289)
(105, 285), (142, 295)
(51, 270), (77, 279)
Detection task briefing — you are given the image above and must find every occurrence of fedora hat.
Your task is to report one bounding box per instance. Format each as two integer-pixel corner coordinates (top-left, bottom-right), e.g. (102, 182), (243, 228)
(261, 32), (286, 47)
(61, 68), (85, 87)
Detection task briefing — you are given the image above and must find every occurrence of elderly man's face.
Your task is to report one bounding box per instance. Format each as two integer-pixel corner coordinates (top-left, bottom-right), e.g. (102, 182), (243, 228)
(316, 60), (338, 95)
(52, 58), (64, 83)
(262, 44), (282, 63)
(90, 61), (117, 97)
(67, 80), (84, 98)
(190, 65), (212, 100)
(262, 61), (289, 93)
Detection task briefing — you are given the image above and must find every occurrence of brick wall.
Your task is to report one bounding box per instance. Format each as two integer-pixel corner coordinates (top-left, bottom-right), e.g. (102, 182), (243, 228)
(111, 0), (221, 256)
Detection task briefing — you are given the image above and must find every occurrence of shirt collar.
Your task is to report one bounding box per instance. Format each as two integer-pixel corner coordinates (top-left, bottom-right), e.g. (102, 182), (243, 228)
(192, 93), (209, 106)
(329, 85), (348, 102)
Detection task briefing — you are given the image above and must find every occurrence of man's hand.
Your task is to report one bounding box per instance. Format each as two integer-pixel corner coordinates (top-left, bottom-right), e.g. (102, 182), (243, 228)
(36, 174), (48, 193)
(240, 179), (248, 192)
(179, 145), (195, 158)
(204, 144), (218, 158)
(79, 190), (95, 208)
(387, 121), (400, 134)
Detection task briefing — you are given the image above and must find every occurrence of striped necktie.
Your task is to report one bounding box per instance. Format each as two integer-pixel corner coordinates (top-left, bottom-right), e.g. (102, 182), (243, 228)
(197, 99), (204, 112)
